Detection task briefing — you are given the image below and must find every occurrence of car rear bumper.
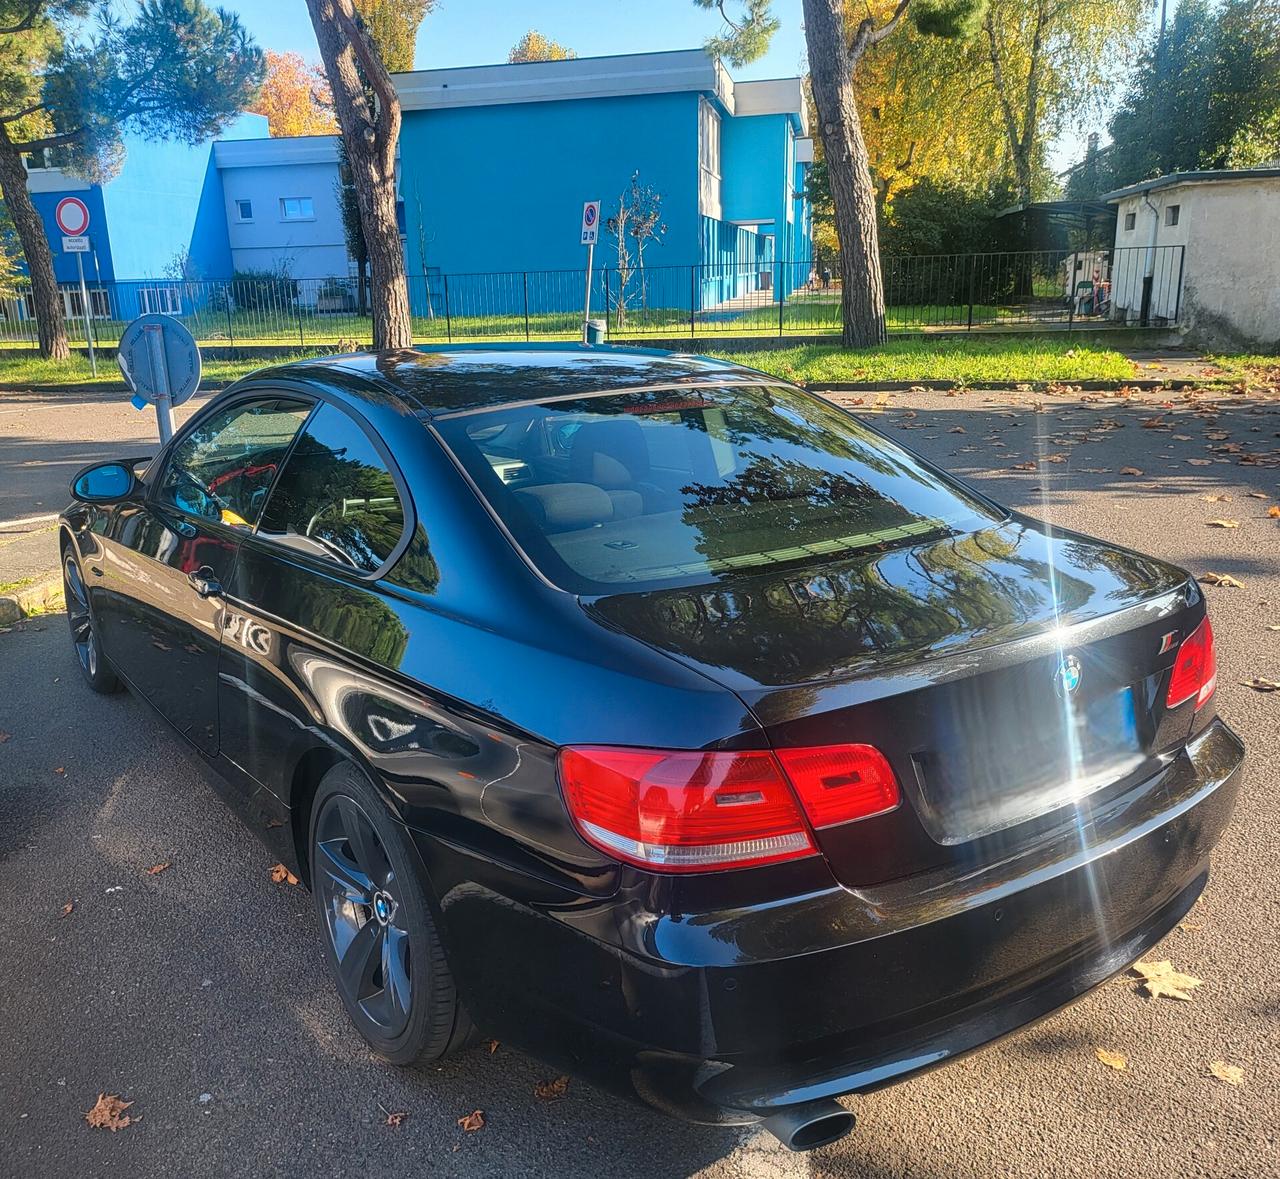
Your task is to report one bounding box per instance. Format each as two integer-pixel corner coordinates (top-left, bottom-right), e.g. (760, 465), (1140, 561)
(418, 718), (1243, 1124)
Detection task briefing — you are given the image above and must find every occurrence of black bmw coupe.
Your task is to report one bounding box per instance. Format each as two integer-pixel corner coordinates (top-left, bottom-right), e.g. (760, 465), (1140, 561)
(60, 346), (1242, 1150)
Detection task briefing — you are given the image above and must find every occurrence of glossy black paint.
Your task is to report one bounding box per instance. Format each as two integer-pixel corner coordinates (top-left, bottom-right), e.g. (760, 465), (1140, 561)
(59, 345), (1243, 1127)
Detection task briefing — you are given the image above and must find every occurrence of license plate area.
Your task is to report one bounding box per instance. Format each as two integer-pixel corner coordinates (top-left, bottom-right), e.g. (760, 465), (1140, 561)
(911, 681), (1145, 845)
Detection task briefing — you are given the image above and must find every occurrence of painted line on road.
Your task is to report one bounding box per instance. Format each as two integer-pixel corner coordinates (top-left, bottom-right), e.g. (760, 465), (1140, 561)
(0, 511), (59, 531)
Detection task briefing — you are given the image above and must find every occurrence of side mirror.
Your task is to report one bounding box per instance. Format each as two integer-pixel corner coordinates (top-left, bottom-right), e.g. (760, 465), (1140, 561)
(70, 461), (141, 504)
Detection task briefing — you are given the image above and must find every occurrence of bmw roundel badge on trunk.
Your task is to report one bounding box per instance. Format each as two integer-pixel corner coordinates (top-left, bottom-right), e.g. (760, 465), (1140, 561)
(1056, 654), (1083, 696)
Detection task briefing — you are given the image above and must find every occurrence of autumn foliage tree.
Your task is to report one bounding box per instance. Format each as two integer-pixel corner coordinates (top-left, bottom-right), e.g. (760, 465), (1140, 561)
(0, 0), (263, 359)
(249, 50), (337, 137)
(508, 30), (576, 63)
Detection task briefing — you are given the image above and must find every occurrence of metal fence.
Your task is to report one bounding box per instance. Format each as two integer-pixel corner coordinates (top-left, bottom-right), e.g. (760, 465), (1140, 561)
(0, 245), (1184, 349)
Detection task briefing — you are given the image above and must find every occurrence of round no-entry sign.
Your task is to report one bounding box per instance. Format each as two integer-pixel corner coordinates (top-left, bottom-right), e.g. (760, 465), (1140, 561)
(55, 196), (90, 237)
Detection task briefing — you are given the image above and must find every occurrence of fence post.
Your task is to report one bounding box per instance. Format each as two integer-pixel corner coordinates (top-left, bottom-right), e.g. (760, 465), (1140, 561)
(603, 266), (610, 336)
(522, 272), (530, 342)
(224, 282), (234, 345)
(1172, 245), (1184, 324)
(690, 265), (696, 338)
(966, 255), (976, 331)
(296, 287), (305, 347)
(777, 258), (784, 337)
(443, 274), (452, 342)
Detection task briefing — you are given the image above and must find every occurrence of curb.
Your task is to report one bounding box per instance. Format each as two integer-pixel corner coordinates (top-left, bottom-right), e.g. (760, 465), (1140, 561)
(0, 574), (63, 626)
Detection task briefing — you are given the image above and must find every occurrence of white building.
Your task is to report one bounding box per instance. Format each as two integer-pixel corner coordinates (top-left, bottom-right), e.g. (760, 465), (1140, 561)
(1104, 169), (1280, 350)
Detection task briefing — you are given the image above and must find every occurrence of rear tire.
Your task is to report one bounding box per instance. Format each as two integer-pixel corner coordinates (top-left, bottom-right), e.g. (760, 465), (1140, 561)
(308, 762), (471, 1065)
(62, 547), (122, 694)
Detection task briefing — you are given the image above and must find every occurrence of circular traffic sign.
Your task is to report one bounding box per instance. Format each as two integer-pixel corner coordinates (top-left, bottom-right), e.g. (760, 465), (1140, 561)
(584, 204), (597, 228)
(55, 196), (90, 236)
(117, 314), (202, 408)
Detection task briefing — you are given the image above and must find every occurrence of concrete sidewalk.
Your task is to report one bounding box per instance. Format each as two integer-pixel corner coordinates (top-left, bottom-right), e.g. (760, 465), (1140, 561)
(0, 524), (63, 624)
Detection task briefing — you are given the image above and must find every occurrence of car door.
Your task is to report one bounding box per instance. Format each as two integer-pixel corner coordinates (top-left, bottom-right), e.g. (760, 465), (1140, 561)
(94, 394), (314, 754)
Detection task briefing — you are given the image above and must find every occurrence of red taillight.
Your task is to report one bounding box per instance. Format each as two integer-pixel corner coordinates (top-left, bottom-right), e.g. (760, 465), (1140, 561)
(558, 743), (900, 873)
(1166, 615), (1217, 710)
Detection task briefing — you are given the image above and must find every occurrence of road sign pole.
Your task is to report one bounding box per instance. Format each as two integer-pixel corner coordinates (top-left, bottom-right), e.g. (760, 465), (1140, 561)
(144, 323), (174, 443)
(75, 252), (97, 377)
(582, 240), (594, 343)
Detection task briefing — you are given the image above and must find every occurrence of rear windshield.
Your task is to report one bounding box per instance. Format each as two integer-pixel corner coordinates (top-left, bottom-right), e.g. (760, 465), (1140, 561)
(434, 383), (1000, 594)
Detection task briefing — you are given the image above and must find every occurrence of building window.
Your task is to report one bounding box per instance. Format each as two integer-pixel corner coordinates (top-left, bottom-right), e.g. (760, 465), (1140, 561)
(23, 146), (67, 171)
(280, 197), (315, 221)
(698, 97), (722, 219)
(140, 286), (182, 315)
(1166, 204), (1180, 226)
(1124, 211), (1136, 231)
(235, 199), (254, 221)
(60, 288), (111, 319)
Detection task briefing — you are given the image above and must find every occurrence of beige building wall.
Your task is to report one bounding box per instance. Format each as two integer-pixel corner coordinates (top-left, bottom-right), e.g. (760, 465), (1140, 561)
(1110, 177), (1280, 349)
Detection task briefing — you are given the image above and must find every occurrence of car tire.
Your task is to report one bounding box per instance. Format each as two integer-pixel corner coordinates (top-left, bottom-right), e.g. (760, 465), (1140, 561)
(309, 762), (472, 1065)
(62, 547), (122, 695)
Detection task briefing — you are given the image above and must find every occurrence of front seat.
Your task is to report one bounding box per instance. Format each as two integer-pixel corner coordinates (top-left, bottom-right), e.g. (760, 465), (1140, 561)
(567, 419), (675, 517)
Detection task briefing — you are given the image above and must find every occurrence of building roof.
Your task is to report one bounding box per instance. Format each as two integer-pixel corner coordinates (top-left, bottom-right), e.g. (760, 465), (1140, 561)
(1101, 168), (1280, 203)
(391, 48), (808, 133)
(213, 135), (339, 169)
(246, 344), (772, 417)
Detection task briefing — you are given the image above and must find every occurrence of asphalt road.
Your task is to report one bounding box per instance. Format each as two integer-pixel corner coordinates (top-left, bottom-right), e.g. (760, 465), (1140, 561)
(1, 383), (1278, 1178)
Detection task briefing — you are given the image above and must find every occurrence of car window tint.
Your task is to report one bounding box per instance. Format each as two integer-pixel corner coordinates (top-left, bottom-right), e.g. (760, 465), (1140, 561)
(257, 403), (406, 573)
(435, 384), (1001, 594)
(155, 398), (312, 528)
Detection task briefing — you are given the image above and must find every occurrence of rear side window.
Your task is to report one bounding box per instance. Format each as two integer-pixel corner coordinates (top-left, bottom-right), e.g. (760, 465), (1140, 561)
(155, 397), (312, 528)
(435, 384), (999, 593)
(257, 403), (406, 573)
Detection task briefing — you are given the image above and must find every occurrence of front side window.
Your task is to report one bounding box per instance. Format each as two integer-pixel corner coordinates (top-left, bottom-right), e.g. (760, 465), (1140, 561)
(257, 403), (406, 573)
(280, 197), (314, 221)
(435, 384), (1000, 594)
(155, 398), (312, 528)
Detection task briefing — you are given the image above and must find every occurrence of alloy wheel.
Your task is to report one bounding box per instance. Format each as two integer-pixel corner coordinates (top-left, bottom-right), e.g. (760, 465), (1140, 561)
(63, 553), (98, 678)
(314, 795), (414, 1036)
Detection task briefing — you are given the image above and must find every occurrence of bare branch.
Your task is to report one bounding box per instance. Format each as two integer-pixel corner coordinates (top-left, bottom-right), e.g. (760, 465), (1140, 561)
(0, 102), (47, 126)
(0, 1), (41, 36)
(869, 0), (911, 46)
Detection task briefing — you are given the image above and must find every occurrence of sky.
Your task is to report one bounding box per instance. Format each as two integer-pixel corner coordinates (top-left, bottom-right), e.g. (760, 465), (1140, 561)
(223, 0), (811, 80)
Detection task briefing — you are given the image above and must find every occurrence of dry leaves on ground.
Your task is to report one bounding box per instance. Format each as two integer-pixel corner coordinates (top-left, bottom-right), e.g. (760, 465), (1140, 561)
(385, 1110), (408, 1127)
(1132, 959), (1203, 1001)
(458, 1109), (485, 1132)
(1203, 494), (1232, 502)
(1012, 461), (1037, 472)
(1207, 519), (1241, 528)
(1186, 458), (1214, 466)
(269, 863), (299, 886)
(1095, 1047), (1127, 1070)
(1269, 506), (1280, 519)
(1200, 572), (1244, 587)
(534, 1075), (571, 1101)
(59, 900), (74, 919)
(485, 1039), (500, 1054)
(146, 862), (171, 876)
(85, 1093), (136, 1131)
(0, 730), (10, 743)
(1209, 1061), (1245, 1086)
(948, 426), (966, 434)
(1120, 466), (1144, 476)
(1241, 677), (1280, 692)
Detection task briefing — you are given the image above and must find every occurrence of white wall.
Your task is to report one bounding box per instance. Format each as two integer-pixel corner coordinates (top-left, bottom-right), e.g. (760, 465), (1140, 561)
(1111, 178), (1280, 348)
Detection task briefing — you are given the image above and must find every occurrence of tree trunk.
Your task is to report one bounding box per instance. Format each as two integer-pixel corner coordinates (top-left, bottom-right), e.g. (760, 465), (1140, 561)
(0, 135), (71, 360)
(307, 0), (412, 351)
(801, 0), (887, 348)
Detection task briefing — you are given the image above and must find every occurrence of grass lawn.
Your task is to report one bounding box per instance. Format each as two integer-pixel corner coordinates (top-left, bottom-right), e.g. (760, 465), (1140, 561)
(705, 336), (1140, 385)
(0, 351), (324, 390)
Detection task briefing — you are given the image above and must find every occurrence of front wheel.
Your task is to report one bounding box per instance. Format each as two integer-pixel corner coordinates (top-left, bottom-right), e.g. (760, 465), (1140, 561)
(62, 548), (121, 694)
(309, 762), (471, 1065)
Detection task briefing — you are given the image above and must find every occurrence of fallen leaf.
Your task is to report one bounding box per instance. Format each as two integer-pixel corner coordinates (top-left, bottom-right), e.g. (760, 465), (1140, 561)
(1267, 624), (1280, 631)
(1200, 572), (1244, 587)
(458, 1109), (485, 1132)
(1173, 434), (1193, 441)
(1202, 494), (1232, 502)
(60, 900), (74, 919)
(1246, 491), (1270, 499)
(1012, 461), (1037, 471)
(1095, 1047), (1127, 1071)
(1207, 519), (1241, 528)
(1132, 959), (1203, 1001)
(1187, 458), (1213, 466)
(1208, 1060), (1244, 1086)
(948, 426), (966, 434)
(269, 863), (299, 886)
(85, 1093), (135, 1131)
(146, 862), (171, 876)
(1269, 506), (1280, 518)
(264, 819), (283, 830)
(534, 1075), (571, 1101)
(1240, 677), (1280, 692)
(385, 1110), (408, 1127)
(0, 730), (9, 743)
(1141, 416), (1166, 429)
(54, 766), (66, 775)
(1120, 466), (1144, 476)
(486, 1039), (500, 1054)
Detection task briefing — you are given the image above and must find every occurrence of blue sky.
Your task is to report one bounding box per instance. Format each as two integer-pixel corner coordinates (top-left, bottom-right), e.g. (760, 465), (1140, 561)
(223, 0), (811, 79)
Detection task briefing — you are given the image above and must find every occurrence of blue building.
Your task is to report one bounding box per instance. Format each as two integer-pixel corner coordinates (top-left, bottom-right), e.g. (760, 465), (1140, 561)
(393, 49), (813, 318)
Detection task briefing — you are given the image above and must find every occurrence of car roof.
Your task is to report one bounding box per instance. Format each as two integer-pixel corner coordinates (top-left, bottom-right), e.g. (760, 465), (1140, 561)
(240, 343), (775, 417)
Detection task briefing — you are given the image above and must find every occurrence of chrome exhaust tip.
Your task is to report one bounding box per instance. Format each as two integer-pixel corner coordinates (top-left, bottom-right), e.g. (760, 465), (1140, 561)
(761, 1099), (856, 1151)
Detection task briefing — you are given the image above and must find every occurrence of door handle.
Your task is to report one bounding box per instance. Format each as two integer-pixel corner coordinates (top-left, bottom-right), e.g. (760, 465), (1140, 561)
(187, 566), (223, 598)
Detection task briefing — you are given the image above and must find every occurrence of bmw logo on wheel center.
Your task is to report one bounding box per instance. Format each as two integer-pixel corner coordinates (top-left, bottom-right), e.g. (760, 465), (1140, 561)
(1056, 654), (1083, 695)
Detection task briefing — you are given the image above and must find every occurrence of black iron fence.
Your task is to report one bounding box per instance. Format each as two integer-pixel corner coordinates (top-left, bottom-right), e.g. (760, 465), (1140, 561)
(0, 245), (1184, 349)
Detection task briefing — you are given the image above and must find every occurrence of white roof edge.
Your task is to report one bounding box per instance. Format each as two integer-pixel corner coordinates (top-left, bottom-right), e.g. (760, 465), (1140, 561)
(214, 136), (340, 168)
